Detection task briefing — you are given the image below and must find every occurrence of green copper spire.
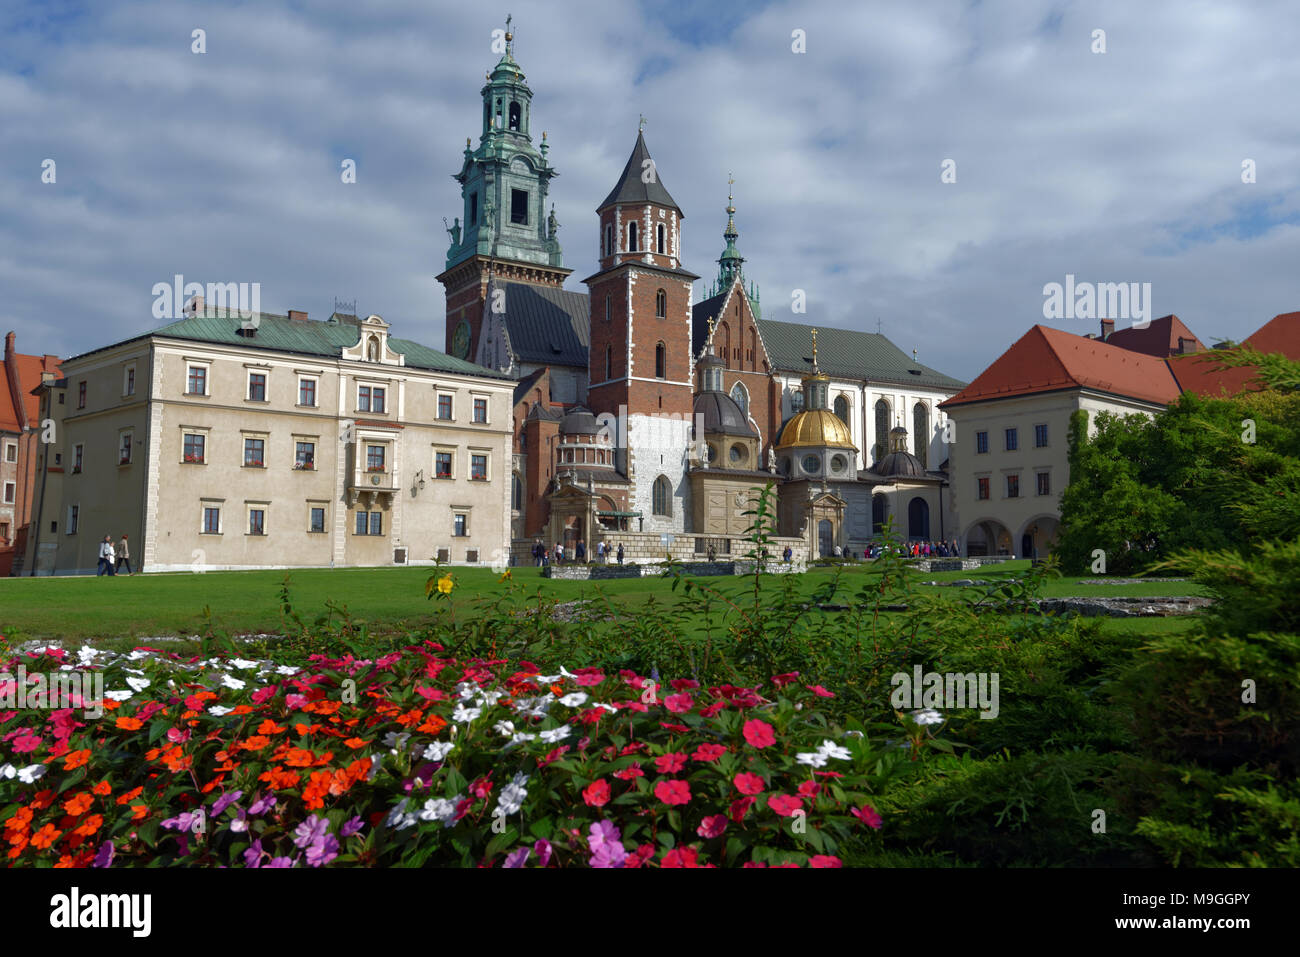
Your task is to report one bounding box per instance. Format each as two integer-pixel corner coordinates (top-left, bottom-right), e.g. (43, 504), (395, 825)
(706, 175), (760, 315)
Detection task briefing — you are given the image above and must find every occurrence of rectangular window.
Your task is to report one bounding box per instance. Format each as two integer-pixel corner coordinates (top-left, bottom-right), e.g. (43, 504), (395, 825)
(371, 387), (385, 413)
(248, 508), (265, 535)
(435, 451), (453, 478)
(73, 444), (83, 473)
(437, 394), (453, 420)
(1005, 428), (1018, 452)
(2, 482), (13, 504)
(187, 366), (207, 395)
(248, 372), (267, 402)
(358, 385), (371, 412)
(977, 477), (990, 500)
(119, 433), (133, 465)
(244, 438), (265, 467)
(510, 188), (528, 225)
(309, 507), (326, 533)
(370, 511), (382, 536)
(0, 523), (8, 542)
(3, 443), (15, 463)
(299, 378), (317, 407)
(454, 514), (467, 537)
(469, 192), (478, 226)
(975, 431), (988, 454)
(473, 397), (487, 423)
(202, 506), (220, 534)
(68, 505), (79, 534)
(184, 434), (205, 464)
(295, 441), (315, 470)
(124, 366), (136, 396)
(1035, 424), (1049, 448)
(366, 445), (385, 471)
(1006, 474), (1020, 498)
(1036, 472), (1051, 496)
(470, 454), (487, 481)
(78, 381), (86, 409)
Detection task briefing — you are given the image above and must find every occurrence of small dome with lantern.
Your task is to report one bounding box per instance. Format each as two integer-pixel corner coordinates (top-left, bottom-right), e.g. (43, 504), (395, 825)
(870, 424), (926, 478)
(775, 329), (856, 452)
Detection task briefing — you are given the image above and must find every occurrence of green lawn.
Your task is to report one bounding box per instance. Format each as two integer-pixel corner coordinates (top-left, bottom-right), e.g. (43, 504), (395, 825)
(0, 560), (1209, 643)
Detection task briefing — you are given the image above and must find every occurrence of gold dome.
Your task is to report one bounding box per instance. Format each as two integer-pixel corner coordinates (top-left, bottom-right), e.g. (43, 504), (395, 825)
(776, 409), (857, 450)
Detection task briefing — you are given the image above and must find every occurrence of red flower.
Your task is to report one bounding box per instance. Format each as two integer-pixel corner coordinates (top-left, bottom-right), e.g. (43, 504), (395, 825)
(539, 745), (570, 767)
(742, 719), (776, 748)
(654, 752), (687, 774)
(797, 780), (820, 798)
(697, 814), (727, 839)
(729, 796), (756, 823)
(659, 721), (690, 734)
(613, 764), (644, 781)
(699, 701), (726, 718)
(852, 805), (883, 829)
(742, 860), (768, 868)
(662, 846), (701, 868)
(692, 743), (727, 762)
(733, 772), (765, 795)
(767, 794), (803, 817)
(654, 779), (691, 806)
(669, 678), (700, 691)
(664, 693), (694, 714)
(809, 855), (843, 868)
(573, 671), (606, 687)
(771, 672), (800, 688)
(806, 684), (835, 698)
(582, 779), (611, 808)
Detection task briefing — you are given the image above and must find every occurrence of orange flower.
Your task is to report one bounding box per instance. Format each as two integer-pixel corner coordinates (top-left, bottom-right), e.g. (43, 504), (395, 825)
(302, 769), (332, 810)
(239, 735), (271, 751)
(257, 719), (287, 735)
(331, 758), (371, 796)
(62, 793), (93, 817)
(30, 790), (55, 810)
(8, 841), (28, 859)
(5, 807), (34, 830)
(258, 766), (300, 790)
(294, 722), (322, 737)
(130, 805), (148, 821)
(7, 829), (29, 846)
(63, 750), (91, 770)
(31, 824), (61, 850)
(305, 700), (342, 716)
(418, 714), (448, 735)
(343, 736), (369, 749)
(74, 815), (103, 837)
(92, 780), (112, 797)
(116, 786), (144, 806)
(201, 775), (226, 794)
(115, 716), (143, 731)
(54, 854), (75, 868)
(395, 709), (423, 728)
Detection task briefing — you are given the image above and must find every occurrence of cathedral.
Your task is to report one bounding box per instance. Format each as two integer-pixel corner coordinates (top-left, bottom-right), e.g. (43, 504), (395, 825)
(437, 25), (967, 560)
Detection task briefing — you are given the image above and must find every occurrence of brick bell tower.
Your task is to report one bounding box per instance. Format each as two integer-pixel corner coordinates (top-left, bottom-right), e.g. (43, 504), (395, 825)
(583, 126), (699, 532)
(437, 18), (571, 364)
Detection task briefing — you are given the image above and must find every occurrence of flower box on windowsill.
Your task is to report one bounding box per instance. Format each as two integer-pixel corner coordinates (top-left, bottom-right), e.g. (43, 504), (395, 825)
(245, 460), (265, 468)
(366, 466), (386, 473)
(182, 456), (204, 465)
(294, 463), (315, 471)
(118, 457), (131, 466)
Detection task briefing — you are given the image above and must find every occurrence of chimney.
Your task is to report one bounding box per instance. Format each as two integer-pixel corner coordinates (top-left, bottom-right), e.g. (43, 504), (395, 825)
(4, 331), (14, 360)
(1100, 319), (1115, 339)
(288, 310), (308, 322)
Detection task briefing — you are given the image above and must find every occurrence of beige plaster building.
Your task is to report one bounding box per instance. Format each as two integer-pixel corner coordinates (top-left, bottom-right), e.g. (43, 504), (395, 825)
(24, 304), (514, 574)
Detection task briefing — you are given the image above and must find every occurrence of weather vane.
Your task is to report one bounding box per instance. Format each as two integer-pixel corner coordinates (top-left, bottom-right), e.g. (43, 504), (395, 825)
(639, 113), (646, 132)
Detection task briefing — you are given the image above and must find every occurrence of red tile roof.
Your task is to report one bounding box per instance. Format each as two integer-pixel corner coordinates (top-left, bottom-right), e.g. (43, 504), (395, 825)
(1, 337), (62, 433)
(941, 325), (1182, 409)
(1168, 311), (1300, 397)
(1104, 314), (1205, 358)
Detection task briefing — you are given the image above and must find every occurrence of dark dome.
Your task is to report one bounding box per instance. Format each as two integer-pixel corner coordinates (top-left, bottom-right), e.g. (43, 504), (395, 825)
(560, 407), (601, 436)
(871, 450), (926, 478)
(693, 391), (757, 436)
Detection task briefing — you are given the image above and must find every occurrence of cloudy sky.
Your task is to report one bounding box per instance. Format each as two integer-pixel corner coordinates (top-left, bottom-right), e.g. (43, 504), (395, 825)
(2, 0), (1297, 381)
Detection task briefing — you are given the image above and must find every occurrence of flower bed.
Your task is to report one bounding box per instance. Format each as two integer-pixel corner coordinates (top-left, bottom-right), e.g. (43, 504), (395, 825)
(0, 644), (888, 868)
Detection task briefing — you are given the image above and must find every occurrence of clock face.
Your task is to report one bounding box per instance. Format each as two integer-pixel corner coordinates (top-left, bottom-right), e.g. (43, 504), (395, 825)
(451, 321), (471, 360)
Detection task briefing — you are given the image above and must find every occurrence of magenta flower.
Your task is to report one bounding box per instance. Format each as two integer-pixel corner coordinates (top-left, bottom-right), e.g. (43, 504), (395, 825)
(697, 814), (727, 839)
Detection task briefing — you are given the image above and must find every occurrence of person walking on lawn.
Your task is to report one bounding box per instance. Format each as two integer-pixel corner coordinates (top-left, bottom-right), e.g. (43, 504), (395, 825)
(97, 536), (115, 576)
(116, 533), (133, 575)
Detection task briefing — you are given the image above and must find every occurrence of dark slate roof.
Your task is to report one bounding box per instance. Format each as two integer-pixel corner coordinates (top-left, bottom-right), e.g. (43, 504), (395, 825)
(598, 131), (682, 213)
(499, 282), (590, 368)
(692, 291), (728, 356)
(870, 450), (927, 478)
(513, 366), (548, 405)
(757, 319), (966, 391)
(694, 391), (757, 436)
(70, 311), (511, 380)
(560, 407), (601, 435)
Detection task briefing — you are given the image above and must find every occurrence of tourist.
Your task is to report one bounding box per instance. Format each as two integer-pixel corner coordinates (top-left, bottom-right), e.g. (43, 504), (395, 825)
(576, 539), (586, 563)
(116, 533), (133, 575)
(97, 536), (115, 576)
(783, 544), (792, 563)
(616, 543), (624, 565)
(556, 543), (565, 565)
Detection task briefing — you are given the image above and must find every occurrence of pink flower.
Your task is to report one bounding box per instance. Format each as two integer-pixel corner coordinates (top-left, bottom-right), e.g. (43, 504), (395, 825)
(654, 752), (686, 774)
(699, 701), (726, 718)
(797, 780), (820, 798)
(574, 670), (606, 687)
(659, 721), (690, 734)
(742, 719), (776, 748)
(692, 743), (727, 762)
(613, 764), (644, 781)
(669, 679), (700, 691)
(771, 672), (800, 688)
(767, 794), (803, 817)
(806, 684), (835, 698)
(664, 693), (694, 714)
(742, 860), (767, 868)
(661, 847), (701, 868)
(697, 814), (727, 839)
(733, 772), (765, 795)
(852, 805), (883, 829)
(583, 779), (611, 808)
(730, 796), (756, 823)
(809, 855), (843, 868)
(12, 733), (41, 753)
(654, 779), (691, 806)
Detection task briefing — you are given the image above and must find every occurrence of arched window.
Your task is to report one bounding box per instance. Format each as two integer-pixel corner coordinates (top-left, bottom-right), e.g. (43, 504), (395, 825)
(872, 494), (887, 535)
(605, 294), (611, 322)
(655, 342), (666, 379)
(512, 473), (523, 510)
(652, 475), (672, 516)
(603, 224), (613, 257)
(508, 102), (521, 131)
(628, 221), (638, 252)
(834, 395), (849, 424)
(605, 344), (612, 380)
(730, 382), (748, 420)
(913, 402), (929, 468)
(656, 223), (666, 254)
(874, 399), (890, 462)
(908, 497), (930, 540)
(655, 289), (666, 319)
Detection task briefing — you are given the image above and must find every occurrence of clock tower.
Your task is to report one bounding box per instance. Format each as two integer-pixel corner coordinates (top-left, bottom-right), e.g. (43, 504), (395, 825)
(437, 20), (572, 364)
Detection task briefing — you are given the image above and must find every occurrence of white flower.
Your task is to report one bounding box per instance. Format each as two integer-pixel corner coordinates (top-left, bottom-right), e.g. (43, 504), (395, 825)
(386, 799), (417, 830)
(77, 646), (102, 663)
(451, 704), (482, 723)
(507, 732), (537, 746)
(126, 650), (152, 661)
(367, 754), (384, 781)
(558, 692), (588, 708)
(512, 696), (550, 719)
(455, 681), (480, 701)
(383, 731), (411, 753)
(122, 666), (145, 675)
(593, 702), (619, 714)
(817, 740), (852, 760)
(221, 675), (246, 690)
(493, 720), (515, 736)
(125, 676), (151, 692)
(539, 725), (571, 744)
(0, 763), (14, 780)
(795, 751), (828, 768)
(532, 673), (562, 683)
(18, 764), (47, 784)
(423, 741), (454, 762)
(496, 775), (529, 816)
(559, 666), (577, 678)
(476, 689), (504, 707)
(419, 795), (463, 826)
(911, 709), (945, 726)
(275, 665), (299, 676)
(208, 705), (234, 716)
(229, 658), (260, 670)
(105, 690), (134, 701)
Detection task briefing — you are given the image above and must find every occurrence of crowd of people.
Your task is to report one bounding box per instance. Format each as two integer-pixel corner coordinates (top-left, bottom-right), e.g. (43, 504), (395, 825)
(96, 534), (133, 576)
(526, 536), (962, 567)
(531, 539), (624, 566)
